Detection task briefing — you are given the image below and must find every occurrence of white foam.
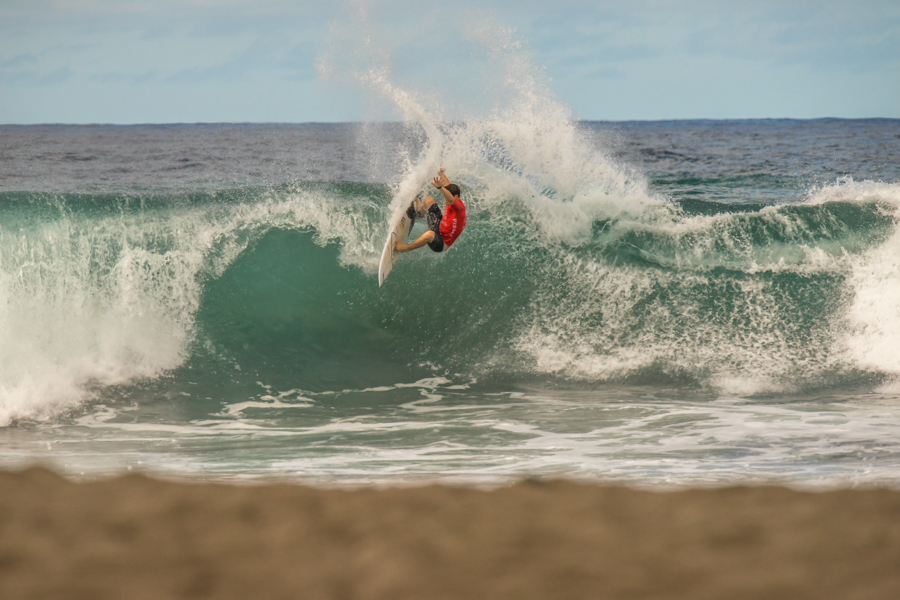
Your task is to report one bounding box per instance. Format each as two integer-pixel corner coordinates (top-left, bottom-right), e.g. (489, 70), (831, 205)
(0, 186), (387, 424)
(804, 177), (900, 208)
(0, 214), (196, 424)
(832, 181), (900, 375)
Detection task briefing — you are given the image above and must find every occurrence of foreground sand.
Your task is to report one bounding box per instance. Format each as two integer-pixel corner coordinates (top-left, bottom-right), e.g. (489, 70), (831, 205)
(1, 467), (899, 599)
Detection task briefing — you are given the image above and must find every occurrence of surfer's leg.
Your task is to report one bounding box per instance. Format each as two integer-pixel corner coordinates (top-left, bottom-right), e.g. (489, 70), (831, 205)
(396, 229), (435, 252)
(408, 197), (433, 220)
(426, 202), (443, 228)
(406, 200), (422, 227)
(416, 197), (434, 218)
(425, 202), (445, 252)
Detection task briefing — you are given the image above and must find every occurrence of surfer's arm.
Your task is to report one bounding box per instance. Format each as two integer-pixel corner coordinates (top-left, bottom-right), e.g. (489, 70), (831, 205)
(431, 168), (454, 206)
(437, 185), (454, 206)
(395, 230), (435, 252)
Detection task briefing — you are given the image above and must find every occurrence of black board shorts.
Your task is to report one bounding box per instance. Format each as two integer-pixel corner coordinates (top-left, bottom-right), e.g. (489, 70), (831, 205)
(406, 202), (445, 252)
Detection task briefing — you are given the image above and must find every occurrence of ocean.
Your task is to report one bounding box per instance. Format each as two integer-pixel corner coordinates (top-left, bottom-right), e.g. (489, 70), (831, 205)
(1, 117), (900, 486)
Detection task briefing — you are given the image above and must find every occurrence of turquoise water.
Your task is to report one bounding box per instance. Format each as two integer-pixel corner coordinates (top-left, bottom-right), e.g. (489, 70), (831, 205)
(1, 119), (900, 486)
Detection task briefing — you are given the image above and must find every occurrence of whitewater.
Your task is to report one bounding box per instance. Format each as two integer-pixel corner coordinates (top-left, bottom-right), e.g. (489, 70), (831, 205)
(1, 21), (900, 484)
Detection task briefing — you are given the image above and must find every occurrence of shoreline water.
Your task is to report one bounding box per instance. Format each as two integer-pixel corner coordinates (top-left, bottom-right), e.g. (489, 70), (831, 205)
(2, 466), (899, 599)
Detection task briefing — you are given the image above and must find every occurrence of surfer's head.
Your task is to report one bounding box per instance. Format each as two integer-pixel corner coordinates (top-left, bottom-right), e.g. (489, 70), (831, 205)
(445, 183), (461, 198)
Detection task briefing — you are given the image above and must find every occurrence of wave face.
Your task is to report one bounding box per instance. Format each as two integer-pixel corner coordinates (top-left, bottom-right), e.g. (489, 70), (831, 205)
(1, 119), (899, 428)
(197, 178), (900, 401)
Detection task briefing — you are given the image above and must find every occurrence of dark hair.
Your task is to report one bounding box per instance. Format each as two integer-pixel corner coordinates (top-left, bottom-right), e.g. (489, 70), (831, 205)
(445, 183), (461, 198)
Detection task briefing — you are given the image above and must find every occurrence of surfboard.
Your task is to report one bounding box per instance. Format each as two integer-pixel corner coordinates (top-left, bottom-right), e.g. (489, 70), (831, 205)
(377, 204), (413, 287)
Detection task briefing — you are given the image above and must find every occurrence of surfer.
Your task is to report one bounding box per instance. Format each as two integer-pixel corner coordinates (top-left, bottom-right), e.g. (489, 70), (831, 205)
(394, 169), (467, 254)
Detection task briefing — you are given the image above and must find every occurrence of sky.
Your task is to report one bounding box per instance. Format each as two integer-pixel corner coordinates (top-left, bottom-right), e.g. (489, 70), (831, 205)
(1, 0), (898, 123)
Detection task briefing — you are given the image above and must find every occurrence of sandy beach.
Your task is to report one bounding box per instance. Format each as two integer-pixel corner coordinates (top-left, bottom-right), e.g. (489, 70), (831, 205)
(0, 467), (898, 599)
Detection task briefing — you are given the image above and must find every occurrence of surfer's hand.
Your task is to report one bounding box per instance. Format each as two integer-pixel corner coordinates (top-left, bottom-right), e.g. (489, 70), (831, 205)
(431, 168), (450, 188)
(394, 241), (405, 252)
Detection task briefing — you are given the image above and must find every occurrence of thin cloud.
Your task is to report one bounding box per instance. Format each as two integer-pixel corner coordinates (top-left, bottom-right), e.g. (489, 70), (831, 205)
(0, 53), (38, 68)
(165, 34), (314, 83)
(0, 66), (72, 85)
(89, 69), (159, 84)
(685, 6), (900, 70)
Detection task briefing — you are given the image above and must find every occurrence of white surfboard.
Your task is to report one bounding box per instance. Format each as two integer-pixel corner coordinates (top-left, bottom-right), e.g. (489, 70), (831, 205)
(377, 205), (413, 287)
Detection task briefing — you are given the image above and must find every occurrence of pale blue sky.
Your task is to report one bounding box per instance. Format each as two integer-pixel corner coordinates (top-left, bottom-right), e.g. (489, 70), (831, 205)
(1, 0), (898, 123)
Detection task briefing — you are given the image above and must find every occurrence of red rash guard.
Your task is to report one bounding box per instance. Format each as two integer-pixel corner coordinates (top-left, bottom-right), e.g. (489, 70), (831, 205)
(439, 197), (467, 248)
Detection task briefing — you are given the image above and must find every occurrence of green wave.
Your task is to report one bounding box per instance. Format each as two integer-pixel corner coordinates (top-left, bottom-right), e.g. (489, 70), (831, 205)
(0, 183), (897, 414)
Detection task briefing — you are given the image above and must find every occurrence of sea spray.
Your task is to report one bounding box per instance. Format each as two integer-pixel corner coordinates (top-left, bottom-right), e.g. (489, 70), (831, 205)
(316, 1), (654, 228)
